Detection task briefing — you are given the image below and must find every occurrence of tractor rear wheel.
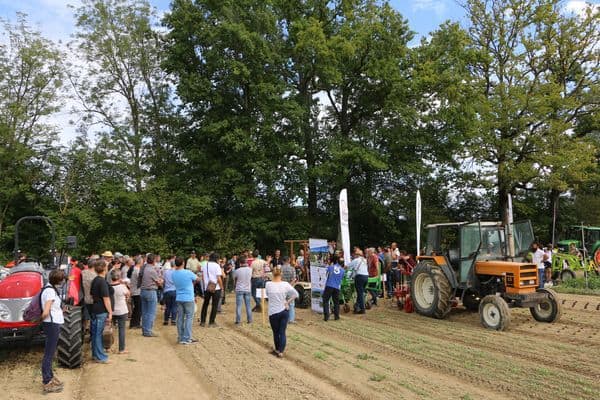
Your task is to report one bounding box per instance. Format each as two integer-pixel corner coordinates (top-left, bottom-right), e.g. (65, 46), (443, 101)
(57, 306), (83, 368)
(479, 295), (510, 331)
(560, 269), (575, 282)
(410, 262), (452, 319)
(530, 288), (562, 323)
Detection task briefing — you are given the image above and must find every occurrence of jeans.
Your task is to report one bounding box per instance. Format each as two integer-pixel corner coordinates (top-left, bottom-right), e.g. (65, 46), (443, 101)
(113, 314), (127, 352)
(41, 322), (61, 384)
(130, 295), (141, 328)
(201, 289), (221, 325)
(235, 291), (252, 323)
(354, 274), (368, 311)
(322, 286), (340, 320)
(269, 309), (289, 353)
(538, 269), (545, 289)
(288, 299), (296, 323)
(163, 291), (178, 323)
(251, 277), (264, 307)
(176, 301), (195, 342)
(386, 270), (393, 296)
(141, 289), (158, 335)
(91, 312), (108, 362)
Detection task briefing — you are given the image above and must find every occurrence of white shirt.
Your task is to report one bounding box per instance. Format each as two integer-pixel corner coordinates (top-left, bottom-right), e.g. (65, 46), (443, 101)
(532, 249), (545, 270)
(348, 256), (368, 276)
(202, 261), (223, 291)
(112, 283), (129, 316)
(265, 281), (298, 316)
(41, 285), (64, 324)
(544, 250), (552, 264)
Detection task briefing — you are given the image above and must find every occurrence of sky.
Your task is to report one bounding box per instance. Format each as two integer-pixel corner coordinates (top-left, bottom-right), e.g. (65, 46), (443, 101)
(0, 0), (597, 143)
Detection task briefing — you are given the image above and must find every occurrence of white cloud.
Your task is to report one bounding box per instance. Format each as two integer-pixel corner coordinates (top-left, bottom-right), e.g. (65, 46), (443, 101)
(564, 0), (600, 17)
(411, 0), (448, 17)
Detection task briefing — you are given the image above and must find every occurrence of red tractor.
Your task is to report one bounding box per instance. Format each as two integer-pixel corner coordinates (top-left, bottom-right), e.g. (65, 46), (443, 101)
(0, 216), (83, 368)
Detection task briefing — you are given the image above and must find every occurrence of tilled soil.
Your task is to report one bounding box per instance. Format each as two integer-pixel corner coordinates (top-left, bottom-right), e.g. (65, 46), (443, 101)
(1, 292), (599, 400)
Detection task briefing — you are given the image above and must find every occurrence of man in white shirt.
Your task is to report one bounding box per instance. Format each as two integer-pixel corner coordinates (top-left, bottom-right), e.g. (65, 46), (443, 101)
(531, 242), (545, 288)
(200, 252), (223, 327)
(347, 248), (369, 314)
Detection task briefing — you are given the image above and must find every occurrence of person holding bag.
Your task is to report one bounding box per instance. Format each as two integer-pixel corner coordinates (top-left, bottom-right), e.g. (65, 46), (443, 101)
(200, 252), (223, 327)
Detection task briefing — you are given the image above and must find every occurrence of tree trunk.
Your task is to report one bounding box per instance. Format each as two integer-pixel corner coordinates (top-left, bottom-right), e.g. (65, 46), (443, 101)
(497, 163), (510, 226)
(549, 189), (560, 246)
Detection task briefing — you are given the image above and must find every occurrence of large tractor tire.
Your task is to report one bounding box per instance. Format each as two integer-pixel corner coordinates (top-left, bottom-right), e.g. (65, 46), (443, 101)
(530, 288), (562, 323)
(294, 284), (311, 309)
(410, 262), (452, 319)
(560, 269), (575, 282)
(57, 306), (83, 368)
(479, 295), (510, 331)
(594, 249), (600, 267)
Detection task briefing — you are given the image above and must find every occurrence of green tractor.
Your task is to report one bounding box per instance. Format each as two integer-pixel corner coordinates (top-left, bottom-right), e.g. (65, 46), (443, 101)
(552, 225), (600, 280)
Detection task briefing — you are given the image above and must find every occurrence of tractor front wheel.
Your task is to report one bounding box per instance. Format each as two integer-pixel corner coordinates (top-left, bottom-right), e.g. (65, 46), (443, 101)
(479, 295), (510, 331)
(530, 288), (562, 323)
(560, 269), (575, 282)
(410, 262), (452, 319)
(57, 306), (83, 368)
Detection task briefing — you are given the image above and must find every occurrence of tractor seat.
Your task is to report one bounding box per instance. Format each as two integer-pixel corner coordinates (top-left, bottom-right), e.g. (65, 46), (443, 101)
(447, 249), (460, 269)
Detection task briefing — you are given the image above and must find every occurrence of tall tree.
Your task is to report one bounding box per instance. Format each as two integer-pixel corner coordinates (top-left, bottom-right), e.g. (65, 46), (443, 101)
(0, 14), (64, 247)
(72, 0), (175, 191)
(463, 0), (599, 224)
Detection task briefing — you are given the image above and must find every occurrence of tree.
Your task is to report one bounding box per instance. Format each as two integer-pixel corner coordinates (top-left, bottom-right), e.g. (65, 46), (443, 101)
(72, 0), (176, 192)
(0, 14), (64, 249)
(463, 0), (599, 224)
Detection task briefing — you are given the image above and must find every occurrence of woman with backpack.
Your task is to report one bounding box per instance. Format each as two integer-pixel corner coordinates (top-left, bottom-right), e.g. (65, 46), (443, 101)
(40, 269), (66, 393)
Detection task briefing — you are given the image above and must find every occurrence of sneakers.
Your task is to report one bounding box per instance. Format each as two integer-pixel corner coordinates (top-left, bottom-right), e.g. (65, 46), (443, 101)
(43, 381), (63, 393)
(143, 332), (159, 337)
(50, 377), (63, 386)
(179, 338), (198, 345)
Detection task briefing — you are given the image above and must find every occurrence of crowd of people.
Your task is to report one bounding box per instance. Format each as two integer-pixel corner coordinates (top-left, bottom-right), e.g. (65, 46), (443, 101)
(40, 243), (416, 393)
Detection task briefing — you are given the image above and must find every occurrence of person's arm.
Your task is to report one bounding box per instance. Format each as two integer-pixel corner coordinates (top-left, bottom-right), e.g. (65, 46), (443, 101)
(103, 296), (112, 321)
(41, 299), (53, 320)
(284, 284), (299, 309)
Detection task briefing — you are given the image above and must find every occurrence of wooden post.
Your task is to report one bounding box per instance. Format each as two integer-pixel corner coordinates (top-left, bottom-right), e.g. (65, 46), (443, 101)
(261, 288), (266, 326)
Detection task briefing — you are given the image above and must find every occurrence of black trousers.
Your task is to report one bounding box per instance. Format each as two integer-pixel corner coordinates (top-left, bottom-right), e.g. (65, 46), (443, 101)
(41, 322), (60, 384)
(129, 295), (141, 328)
(322, 286), (340, 320)
(201, 289), (221, 324)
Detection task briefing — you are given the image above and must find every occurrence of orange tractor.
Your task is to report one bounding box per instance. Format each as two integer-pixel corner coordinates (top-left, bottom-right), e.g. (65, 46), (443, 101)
(411, 221), (561, 330)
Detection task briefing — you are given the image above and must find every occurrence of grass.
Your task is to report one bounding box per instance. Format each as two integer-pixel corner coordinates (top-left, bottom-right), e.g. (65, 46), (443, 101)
(356, 353), (376, 361)
(552, 276), (600, 295)
(313, 351), (327, 360)
(369, 373), (386, 382)
(551, 285), (600, 296)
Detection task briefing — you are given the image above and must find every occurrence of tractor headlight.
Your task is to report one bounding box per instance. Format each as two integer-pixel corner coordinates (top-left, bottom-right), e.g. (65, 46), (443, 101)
(0, 303), (10, 322)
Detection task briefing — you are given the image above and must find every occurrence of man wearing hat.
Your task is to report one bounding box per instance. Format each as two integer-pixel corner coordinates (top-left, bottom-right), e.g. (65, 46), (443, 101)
(102, 251), (113, 263)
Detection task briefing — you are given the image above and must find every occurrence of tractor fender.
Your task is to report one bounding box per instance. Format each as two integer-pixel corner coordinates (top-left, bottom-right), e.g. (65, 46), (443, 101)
(416, 256), (458, 289)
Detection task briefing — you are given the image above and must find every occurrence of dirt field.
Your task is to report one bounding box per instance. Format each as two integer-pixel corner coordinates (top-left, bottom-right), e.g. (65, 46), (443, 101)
(1, 292), (599, 400)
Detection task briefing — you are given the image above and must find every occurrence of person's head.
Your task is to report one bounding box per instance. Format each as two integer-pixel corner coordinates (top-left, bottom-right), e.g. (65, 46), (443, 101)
(48, 269), (66, 286)
(146, 253), (155, 265)
(354, 248), (363, 257)
(239, 255), (247, 266)
(282, 256), (290, 265)
(272, 266), (282, 280)
(209, 252), (219, 262)
(190, 250), (197, 259)
(94, 259), (107, 275)
(110, 269), (121, 282)
(134, 256), (143, 267)
(532, 242), (540, 251)
(391, 242), (397, 250)
(299, 249), (304, 256)
(252, 249), (259, 258)
(329, 254), (338, 265)
(174, 257), (184, 268)
(76, 261), (85, 270)
(102, 250), (113, 262)
(275, 249), (281, 257)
